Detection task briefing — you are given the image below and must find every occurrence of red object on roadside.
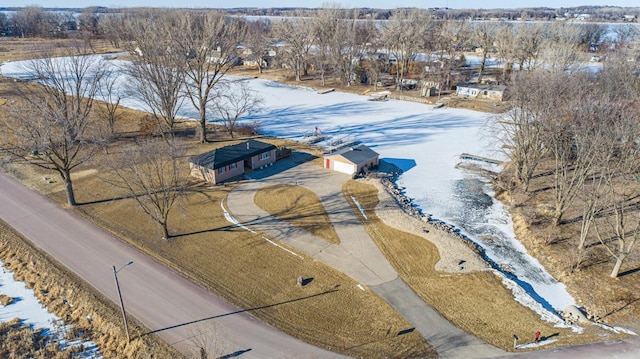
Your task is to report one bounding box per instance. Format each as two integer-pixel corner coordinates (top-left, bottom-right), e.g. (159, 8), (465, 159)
(535, 331), (541, 343)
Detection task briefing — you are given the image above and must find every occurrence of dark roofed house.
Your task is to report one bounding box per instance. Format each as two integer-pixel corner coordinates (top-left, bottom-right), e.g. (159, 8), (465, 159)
(189, 139), (276, 184)
(324, 144), (379, 176)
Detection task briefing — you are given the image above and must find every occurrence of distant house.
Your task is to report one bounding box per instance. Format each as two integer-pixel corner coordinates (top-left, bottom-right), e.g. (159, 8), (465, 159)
(455, 82), (506, 101)
(324, 144), (379, 176)
(189, 140), (276, 184)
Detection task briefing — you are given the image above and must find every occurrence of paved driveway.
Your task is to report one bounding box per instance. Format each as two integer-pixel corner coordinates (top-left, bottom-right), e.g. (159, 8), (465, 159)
(226, 153), (504, 359)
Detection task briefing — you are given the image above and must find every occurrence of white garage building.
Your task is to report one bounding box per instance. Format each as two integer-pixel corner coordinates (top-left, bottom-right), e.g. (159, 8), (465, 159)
(323, 144), (379, 176)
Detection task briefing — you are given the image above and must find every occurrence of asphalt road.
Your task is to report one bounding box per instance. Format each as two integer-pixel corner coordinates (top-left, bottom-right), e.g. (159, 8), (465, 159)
(0, 172), (345, 359)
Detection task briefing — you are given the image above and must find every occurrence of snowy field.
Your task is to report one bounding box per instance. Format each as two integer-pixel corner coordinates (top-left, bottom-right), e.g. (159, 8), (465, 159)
(2, 56), (575, 322)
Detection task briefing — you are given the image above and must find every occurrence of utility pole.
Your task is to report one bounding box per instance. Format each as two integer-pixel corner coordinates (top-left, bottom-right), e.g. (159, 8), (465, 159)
(113, 261), (134, 342)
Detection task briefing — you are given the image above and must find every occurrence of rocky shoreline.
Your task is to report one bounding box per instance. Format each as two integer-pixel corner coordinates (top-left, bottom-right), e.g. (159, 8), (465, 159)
(366, 162), (490, 273)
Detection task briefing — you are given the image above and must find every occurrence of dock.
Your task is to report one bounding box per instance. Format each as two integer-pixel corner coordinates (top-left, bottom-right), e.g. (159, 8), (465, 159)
(317, 88), (335, 94)
(459, 153), (504, 165)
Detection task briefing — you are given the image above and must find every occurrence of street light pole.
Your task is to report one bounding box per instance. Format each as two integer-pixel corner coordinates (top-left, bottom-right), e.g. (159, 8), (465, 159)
(112, 261), (133, 343)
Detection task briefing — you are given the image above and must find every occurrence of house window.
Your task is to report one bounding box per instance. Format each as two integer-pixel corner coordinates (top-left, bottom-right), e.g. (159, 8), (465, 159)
(230, 163), (237, 170)
(219, 167), (226, 174)
(259, 152), (270, 160)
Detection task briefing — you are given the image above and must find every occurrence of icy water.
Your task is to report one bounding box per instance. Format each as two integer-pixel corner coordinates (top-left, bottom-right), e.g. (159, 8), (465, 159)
(419, 171), (574, 313)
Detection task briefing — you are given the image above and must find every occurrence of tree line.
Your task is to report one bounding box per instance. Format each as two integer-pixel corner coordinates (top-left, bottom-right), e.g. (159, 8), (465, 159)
(497, 52), (640, 278)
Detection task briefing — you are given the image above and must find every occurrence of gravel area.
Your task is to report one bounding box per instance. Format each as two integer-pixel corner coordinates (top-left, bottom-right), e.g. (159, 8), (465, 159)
(366, 177), (490, 273)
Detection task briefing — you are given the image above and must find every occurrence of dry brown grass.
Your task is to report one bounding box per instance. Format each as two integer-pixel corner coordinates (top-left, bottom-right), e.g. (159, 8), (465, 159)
(0, 38), (120, 62)
(57, 175), (432, 358)
(0, 294), (14, 306)
(0, 77), (432, 357)
(0, 221), (182, 358)
(342, 180), (624, 352)
(254, 184), (341, 244)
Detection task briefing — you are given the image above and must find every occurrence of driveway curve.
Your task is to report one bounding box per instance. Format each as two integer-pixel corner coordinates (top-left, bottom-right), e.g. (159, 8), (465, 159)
(226, 154), (504, 359)
(0, 172), (345, 359)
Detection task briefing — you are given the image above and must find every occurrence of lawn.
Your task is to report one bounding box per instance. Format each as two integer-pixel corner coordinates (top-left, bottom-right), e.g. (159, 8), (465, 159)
(254, 184), (341, 244)
(342, 180), (618, 351)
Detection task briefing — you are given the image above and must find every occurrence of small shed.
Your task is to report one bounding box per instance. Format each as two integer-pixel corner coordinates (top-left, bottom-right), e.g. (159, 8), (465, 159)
(189, 139), (276, 184)
(324, 144), (379, 176)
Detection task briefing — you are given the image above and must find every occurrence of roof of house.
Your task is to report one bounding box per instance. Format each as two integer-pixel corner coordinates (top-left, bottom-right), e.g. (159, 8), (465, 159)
(189, 139), (276, 170)
(326, 144), (379, 164)
(456, 82), (507, 92)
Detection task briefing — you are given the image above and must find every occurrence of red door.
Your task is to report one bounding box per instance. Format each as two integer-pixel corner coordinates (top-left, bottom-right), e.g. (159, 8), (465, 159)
(325, 159), (330, 169)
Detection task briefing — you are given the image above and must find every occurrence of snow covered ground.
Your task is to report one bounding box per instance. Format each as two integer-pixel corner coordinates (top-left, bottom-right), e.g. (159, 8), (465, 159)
(0, 260), (101, 357)
(1, 55), (575, 321)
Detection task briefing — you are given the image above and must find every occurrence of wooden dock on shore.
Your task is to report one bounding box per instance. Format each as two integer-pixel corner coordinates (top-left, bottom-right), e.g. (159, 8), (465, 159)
(459, 153), (504, 165)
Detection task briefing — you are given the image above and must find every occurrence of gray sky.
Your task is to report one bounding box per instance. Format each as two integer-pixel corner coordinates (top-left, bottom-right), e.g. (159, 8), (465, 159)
(4, 1), (637, 10)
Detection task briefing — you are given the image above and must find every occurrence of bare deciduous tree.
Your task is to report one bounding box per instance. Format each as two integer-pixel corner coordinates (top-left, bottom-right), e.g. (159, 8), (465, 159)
(0, 47), (105, 206)
(498, 72), (548, 191)
(273, 17), (315, 81)
(105, 138), (187, 240)
(493, 23), (516, 78)
(578, 23), (608, 52)
(381, 9), (432, 91)
(540, 23), (581, 74)
(592, 101), (640, 278)
(471, 22), (499, 83)
(211, 81), (263, 139)
(123, 10), (186, 140)
(174, 11), (244, 143)
(243, 18), (273, 75)
(513, 23), (544, 72)
(335, 11), (376, 86)
(97, 67), (124, 136)
(312, 5), (340, 87)
(433, 20), (469, 92)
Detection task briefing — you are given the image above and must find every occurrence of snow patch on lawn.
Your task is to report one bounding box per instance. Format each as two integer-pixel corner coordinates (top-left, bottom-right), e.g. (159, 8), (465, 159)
(593, 322), (637, 336)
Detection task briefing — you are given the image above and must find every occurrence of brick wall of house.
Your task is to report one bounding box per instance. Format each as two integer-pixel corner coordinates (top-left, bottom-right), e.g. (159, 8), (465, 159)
(250, 149), (276, 169)
(214, 161), (245, 183)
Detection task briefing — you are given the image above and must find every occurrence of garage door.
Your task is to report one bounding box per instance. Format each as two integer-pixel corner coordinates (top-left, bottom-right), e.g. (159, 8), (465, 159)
(332, 160), (355, 175)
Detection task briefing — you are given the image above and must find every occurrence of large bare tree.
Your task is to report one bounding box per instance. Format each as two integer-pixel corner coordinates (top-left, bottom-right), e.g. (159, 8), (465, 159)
(105, 138), (187, 240)
(97, 67), (125, 136)
(242, 18), (273, 75)
(471, 22), (499, 83)
(381, 9), (432, 90)
(123, 10), (186, 140)
(498, 72), (548, 191)
(174, 11), (245, 143)
(335, 11), (376, 86)
(592, 99), (640, 278)
(513, 22), (544, 72)
(1, 47), (105, 206)
(311, 5), (339, 87)
(540, 23), (581, 74)
(273, 17), (315, 81)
